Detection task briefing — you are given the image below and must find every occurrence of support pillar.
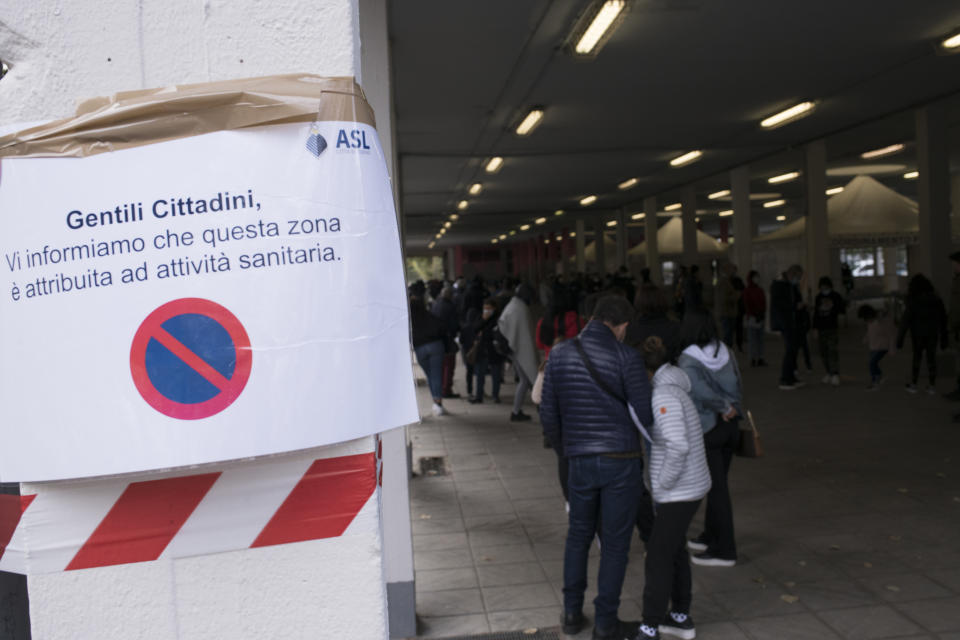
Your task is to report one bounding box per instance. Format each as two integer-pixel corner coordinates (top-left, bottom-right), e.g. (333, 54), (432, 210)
(916, 104), (952, 298)
(575, 219), (587, 273)
(644, 196), (660, 284)
(681, 186), (698, 266)
(615, 209), (629, 272)
(731, 166), (752, 274)
(594, 218), (607, 275)
(805, 140), (830, 286)
(881, 246), (900, 293)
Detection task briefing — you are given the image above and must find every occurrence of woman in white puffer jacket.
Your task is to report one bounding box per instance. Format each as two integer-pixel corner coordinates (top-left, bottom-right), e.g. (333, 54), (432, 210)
(636, 336), (711, 640)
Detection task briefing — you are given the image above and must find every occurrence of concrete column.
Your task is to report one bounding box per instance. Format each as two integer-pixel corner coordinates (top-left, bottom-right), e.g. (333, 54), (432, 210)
(560, 227), (571, 276)
(731, 166), (752, 273)
(615, 209), (629, 271)
(644, 196), (660, 284)
(445, 247), (456, 281)
(595, 218), (608, 275)
(681, 186), (698, 266)
(916, 104), (952, 298)
(575, 219), (587, 272)
(805, 140), (830, 285)
(881, 246), (900, 293)
(951, 173), (960, 240)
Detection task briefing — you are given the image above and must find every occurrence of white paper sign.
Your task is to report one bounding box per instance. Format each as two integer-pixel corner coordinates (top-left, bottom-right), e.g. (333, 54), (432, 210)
(0, 121), (419, 481)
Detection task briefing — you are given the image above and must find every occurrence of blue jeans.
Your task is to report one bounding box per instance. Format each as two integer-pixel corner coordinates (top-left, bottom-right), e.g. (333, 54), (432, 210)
(869, 350), (888, 383)
(564, 455), (642, 630)
(414, 340), (445, 400)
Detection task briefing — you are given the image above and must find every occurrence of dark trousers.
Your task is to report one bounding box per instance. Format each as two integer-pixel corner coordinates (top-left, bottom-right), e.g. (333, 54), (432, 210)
(464, 362), (475, 395)
(442, 353), (456, 395)
(869, 350), (888, 383)
(818, 328), (840, 375)
(780, 330), (799, 385)
(911, 337), (938, 385)
(700, 420), (739, 559)
(720, 316), (737, 348)
(642, 500), (701, 627)
(474, 358), (502, 400)
(564, 455), (642, 630)
(798, 331), (812, 369)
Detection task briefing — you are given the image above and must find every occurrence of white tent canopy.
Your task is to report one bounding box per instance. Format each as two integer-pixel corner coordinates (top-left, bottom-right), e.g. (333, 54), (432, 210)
(755, 175), (918, 244)
(629, 217), (729, 257)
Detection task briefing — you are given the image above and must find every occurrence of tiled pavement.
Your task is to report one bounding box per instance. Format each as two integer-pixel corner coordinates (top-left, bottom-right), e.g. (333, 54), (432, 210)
(407, 329), (960, 639)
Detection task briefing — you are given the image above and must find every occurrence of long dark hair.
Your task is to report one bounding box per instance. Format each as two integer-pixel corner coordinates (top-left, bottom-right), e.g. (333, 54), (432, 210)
(677, 308), (721, 356)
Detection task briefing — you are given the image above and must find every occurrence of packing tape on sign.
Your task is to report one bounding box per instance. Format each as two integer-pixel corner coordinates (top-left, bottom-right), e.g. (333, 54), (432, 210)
(0, 438), (382, 575)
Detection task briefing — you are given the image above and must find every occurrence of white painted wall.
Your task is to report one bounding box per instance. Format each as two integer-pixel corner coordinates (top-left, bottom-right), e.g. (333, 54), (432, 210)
(0, 1), (411, 638)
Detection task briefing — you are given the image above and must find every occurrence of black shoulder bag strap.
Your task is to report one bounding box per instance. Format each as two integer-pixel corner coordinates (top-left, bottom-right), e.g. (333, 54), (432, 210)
(573, 338), (652, 442)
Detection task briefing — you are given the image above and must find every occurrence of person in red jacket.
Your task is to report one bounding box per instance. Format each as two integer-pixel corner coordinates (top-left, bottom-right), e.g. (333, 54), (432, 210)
(536, 286), (583, 359)
(742, 270), (768, 367)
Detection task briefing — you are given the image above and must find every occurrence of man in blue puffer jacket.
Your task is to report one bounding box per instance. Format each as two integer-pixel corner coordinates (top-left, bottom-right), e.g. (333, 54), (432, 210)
(540, 295), (654, 640)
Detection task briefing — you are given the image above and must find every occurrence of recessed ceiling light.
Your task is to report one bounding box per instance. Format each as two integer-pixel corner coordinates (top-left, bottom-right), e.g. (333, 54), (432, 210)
(606, 220), (617, 227)
(664, 202), (682, 211)
(509, 230), (517, 236)
(670, 150), (703, 167)
(499, 234), (507, 240)
(449, 214), (459, 221)
(535, 217), (547, 225)
(544, 238), (551, 244)
(861, 143), (904, 159)
(569, 231), (576, 238)
(485, 157), (504, 173)
(776, 215), (787, 221)
(618, 177), (639, 190)
(491, 238), (499, 244)
(768, 172), (800, 184)
(573, 0), (627, 55)
(468, 183), (482, 195)
(718, 210), (733, 217)
(760, 101), (816, 129)
(631, 212), (646, 220)
(428, 241), (436, 249)
(555, 209), (565, 216)
(515, 108), (545, 136)
(439, 227), (447, 235)
(443, 221), (452, 229)
(904, 171), (919, 180)
(764, 199), (786, 208)
(556, 235), (563, 241)
(941, 32), (960, 49)
(708, 189), (730, 200)
(520, 224), (531, 231)
(580, 195), (597, 206)
(826, 186), (844, 196)
(457, 200), (469, 210)
(435, 233), (442, 239)
(827, 164), (906, 177)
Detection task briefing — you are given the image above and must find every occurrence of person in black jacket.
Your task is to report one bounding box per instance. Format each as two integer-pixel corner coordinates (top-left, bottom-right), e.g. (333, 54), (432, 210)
(467, 298), (504, 404)
(770, 265), (805, 390)
(431, 284), (461, 398)
(410, 293), (448, 416)
(813, 276), (847, 385)
(539, 296), (654, 640)
(897, 273), (948, 394)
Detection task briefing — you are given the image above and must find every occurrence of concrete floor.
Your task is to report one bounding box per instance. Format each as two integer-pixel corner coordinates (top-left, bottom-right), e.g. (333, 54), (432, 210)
(407, 329), (960, 640)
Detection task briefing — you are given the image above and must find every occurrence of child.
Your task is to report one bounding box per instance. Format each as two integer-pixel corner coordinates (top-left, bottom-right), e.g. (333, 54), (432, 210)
(859, 305), (896, 390)
(638, 336), (712, 640)
(813, 276), (847, 386)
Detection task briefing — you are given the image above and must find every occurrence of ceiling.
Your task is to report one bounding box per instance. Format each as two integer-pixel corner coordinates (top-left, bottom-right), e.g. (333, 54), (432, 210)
(389, 0), (960, 250)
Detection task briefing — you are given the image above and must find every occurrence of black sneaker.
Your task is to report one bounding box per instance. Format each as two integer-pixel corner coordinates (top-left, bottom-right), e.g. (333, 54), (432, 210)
(442, 392), (461, 399)
(510, 411), (532, 422)
(659, 611), (695, 639)
(593, 619), (639, 640)
(636, 623), (661, 639)
(468, 396), (483, 404)
(562, 610), (585, 635)
(687, 535), (708, 552)
(690, 552), (736, 567)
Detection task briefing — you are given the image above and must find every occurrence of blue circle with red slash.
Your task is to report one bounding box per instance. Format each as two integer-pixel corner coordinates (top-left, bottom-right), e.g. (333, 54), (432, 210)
(130, 298), (252, 420)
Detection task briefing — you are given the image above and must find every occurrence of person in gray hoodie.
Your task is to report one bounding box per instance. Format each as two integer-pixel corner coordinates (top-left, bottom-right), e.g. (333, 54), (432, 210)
(677, 309), (743, 568)
(637, 337), (711, 640)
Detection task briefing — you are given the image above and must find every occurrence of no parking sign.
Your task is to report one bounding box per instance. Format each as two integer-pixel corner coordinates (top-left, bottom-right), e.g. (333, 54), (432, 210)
(0, 76), (419, 481)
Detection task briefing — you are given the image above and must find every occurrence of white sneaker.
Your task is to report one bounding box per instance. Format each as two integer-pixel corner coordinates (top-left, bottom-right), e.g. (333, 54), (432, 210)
(431, 403), (447, 416)
(830, 374), (840, 386)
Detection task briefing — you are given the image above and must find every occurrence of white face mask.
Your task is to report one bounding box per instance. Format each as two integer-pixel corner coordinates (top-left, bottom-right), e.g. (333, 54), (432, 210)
(482, 309), (493, 319)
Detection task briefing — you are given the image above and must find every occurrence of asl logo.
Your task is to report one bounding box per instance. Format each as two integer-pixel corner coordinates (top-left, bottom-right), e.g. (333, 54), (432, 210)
(306, 125), (327, 157)
(336, 128), (372, 151)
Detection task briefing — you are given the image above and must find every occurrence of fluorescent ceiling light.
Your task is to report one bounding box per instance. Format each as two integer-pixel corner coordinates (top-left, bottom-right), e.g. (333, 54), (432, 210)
(718, 210), (733, 217)
(574, 0), (627, 55)
(491, 238), (499, 244)
(904, 171), (919, 180)
(428, 241), (436, 249)
(826, 186), (844, 196)
(942, 32), (960, 49)
(556, 235), (564, 242)
(763, 199), (786, 208)
(555, 209), (565, 216)
(509, 230), (517, 236)
(515, 108), (544, 136)
(468, 183), (482, 195)
(861, 143), (904, 159)
(760, 101), (816, 129)
(449, 213), (459, 221)
(708, 189), (730, 200)
(768, 171), (799, 184)
(485, 157), (504, 173)
(580, 195), (597, 206)
(443, 221), (451, 229)
(618, 177), (638, 190)
(499, 234), (507, 240)
(664, 202), (682, 211)
(544, 238), (551, 244)
(631, 212), (646, 220)
(520, 224), (531, 231)
(670, 150), (703, 167)
(435, 233), (441, 239)
(535, 217), (547, 225)
(457, 200), (469, 210)
(695, 217), (700, 223)
(569, 232), (576, 238)
(439, 227), (447, 234)
(776, 215), (787, 221)
(606, 220), (617, 227)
